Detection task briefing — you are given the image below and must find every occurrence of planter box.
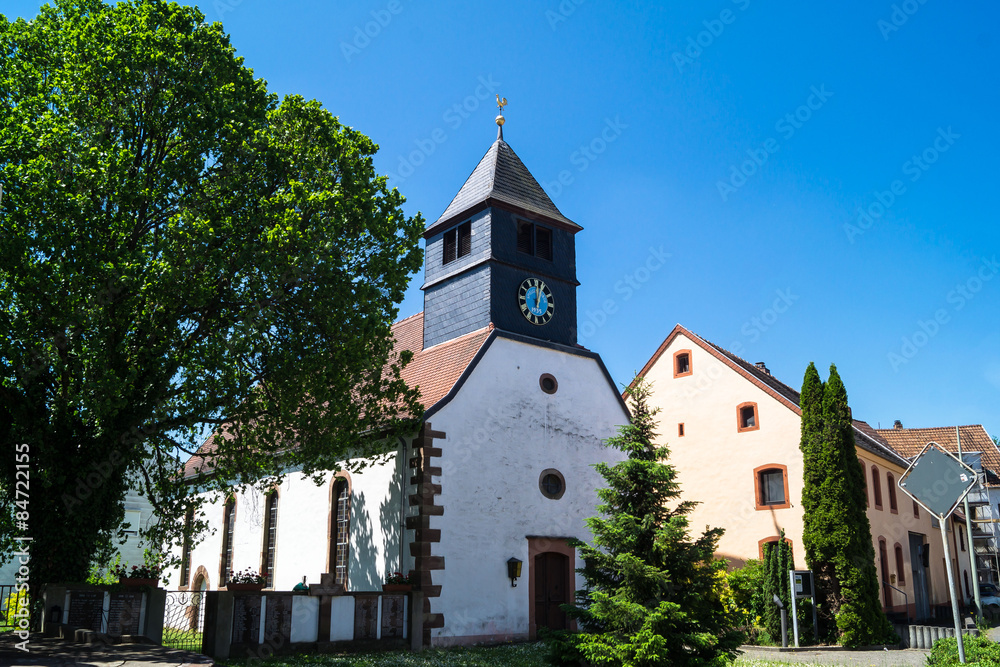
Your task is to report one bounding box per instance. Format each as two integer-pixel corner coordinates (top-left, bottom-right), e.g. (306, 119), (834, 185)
(226, 583), (265, 592)
(381, 584), (412, 593)
(119, 578), (159, 588)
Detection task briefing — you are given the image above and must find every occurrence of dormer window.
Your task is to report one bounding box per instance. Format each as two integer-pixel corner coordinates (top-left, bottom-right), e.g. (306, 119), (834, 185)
(516, 220), (553, 261)
(443, 221), (472, 265)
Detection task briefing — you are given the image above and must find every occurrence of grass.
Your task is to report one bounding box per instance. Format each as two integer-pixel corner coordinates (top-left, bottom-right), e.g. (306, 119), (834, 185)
(221, 641), (547, 666)
(217, 641), (830, 667)
(162, 627), (204, 652)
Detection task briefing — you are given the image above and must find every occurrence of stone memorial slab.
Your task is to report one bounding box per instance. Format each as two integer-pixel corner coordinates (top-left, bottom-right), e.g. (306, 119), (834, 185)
(381, 594), (405, 639)
(264, 594), (292, 644)
(290, 596), (320, 643)
(232, 594), (262, 645)
(354, 594), (379, 640)
(67, 591), (104, 632)
(329, 596), (355, 641)
(107, 591), (142, 637)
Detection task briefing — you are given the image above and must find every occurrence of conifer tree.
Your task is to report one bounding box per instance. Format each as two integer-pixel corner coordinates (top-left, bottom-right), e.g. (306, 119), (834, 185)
(761, 530), (793, 644)
(563, 377), (741, 667)
(799, 363), (894, 646)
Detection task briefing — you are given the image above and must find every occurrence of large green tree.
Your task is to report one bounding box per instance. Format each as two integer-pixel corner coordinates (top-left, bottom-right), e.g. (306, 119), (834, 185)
(799, 363), (893, 646)
(560, 378), (741, 667)
(0, 0), (423, 587)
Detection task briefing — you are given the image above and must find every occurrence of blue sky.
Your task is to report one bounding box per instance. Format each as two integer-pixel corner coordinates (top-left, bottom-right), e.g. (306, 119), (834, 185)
(9, 0), (1000, 437)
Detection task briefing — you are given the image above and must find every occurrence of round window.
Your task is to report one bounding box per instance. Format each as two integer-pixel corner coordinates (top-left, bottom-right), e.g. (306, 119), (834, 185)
(539, 373), (558, 394)
(539, 469), (566, 499)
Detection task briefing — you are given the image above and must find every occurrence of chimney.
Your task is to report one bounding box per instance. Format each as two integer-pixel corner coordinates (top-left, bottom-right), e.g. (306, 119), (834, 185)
(755, 362), (770, 376)
(894, 419), (903, 429)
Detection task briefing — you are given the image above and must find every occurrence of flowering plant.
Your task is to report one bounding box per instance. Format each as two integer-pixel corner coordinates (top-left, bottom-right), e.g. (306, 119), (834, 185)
(229, 568), (267, 585)
(384, 571), (411, 586)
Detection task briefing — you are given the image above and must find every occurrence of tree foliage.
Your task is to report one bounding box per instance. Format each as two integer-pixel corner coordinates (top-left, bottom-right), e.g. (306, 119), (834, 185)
(0, 0), (424, 586)
(761, 531), (793, 644)
(799, 363), (894, 646)
(558, 377), (741, 667)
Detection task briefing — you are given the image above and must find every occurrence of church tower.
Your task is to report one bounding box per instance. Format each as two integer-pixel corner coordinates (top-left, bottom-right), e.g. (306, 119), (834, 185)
(421, 104), (581, 349)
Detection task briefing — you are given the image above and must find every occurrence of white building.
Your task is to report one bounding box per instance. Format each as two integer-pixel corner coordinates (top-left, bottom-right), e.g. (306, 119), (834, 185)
(167, 121), (630, 646)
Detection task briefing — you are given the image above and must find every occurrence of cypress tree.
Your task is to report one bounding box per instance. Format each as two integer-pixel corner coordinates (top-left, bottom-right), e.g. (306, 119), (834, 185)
(562, 377), (742, 667)
(800, 362), (839, 633)
(799, 363), (894, 646)
(761, 529), (793, 644)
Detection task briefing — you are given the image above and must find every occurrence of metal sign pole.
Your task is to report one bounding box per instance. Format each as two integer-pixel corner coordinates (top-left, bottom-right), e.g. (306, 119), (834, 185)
(811, 593), (818, 642)
(789, 570), (799, 648)
(941, 518), (966, 663)
(958, 427), (983, 621)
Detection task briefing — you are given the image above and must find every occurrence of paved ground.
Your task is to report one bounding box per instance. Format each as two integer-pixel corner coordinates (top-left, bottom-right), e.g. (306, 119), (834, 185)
(738, 646), (931, 666)
(0, 634), (212, 667)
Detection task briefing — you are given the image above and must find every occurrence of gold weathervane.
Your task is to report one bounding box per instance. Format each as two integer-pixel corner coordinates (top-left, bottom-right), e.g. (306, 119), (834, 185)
(495, 95), (508, 139)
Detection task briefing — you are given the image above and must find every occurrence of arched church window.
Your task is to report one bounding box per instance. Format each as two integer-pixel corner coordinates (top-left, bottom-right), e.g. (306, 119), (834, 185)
(220, 498), (236, 586)
(261, 492), (278, 588)
(332, 479), (350, 586)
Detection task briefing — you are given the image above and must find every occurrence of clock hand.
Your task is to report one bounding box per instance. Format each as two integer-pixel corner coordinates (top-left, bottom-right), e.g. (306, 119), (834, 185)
(535, 287), (541, 310)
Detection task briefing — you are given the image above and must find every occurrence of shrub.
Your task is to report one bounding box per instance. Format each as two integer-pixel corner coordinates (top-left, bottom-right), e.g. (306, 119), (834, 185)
(928, 634), (1000, 666)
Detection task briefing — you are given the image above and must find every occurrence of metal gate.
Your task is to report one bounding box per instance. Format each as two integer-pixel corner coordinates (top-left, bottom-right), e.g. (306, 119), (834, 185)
(162, 590), (206, 652)
(0, 584), (31, 631)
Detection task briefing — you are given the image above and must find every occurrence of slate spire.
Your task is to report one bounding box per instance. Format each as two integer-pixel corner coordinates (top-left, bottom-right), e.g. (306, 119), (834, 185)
(426, 103), (580, 236)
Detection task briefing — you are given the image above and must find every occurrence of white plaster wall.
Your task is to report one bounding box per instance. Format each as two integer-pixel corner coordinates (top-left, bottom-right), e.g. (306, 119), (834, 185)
(429, 337), (629, 641)
(165, 445), (408, 592)
(642, 332), (968, 612)
(641, 333), (808, 568)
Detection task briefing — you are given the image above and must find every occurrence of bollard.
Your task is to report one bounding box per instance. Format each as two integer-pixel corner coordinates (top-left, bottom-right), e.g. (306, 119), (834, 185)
(908, 625), (917, 649)
(780, 608), (788, 648)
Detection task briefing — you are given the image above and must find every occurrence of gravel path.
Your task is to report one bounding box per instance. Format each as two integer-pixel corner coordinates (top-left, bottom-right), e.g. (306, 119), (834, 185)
(738, 646), (930, 666)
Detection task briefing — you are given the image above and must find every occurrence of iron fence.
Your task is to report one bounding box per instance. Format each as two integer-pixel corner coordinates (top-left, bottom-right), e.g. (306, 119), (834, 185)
(0, 584), (31, 631)
(162, 590), (206, 653)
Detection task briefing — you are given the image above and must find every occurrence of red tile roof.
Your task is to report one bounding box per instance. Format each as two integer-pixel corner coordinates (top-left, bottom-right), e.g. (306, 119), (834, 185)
(395, 313), (492, 412)
(632, 324), (909, 467)
(181, 312), (492, 479)
(875, 425), (1000, 481)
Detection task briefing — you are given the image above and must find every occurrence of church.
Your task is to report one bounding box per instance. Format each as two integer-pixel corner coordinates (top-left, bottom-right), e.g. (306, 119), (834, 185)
(169, 111), (630, 646)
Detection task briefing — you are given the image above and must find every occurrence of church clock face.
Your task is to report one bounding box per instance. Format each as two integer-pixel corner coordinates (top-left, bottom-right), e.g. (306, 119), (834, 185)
(518, 278), (554, 325)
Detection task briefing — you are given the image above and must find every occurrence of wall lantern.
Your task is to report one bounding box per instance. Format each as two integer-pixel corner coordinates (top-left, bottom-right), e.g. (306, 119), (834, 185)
(507, 557), (522, 587)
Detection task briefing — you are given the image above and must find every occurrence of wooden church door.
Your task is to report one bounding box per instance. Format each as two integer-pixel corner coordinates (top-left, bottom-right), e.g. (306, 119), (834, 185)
(534, 552), (569, 631)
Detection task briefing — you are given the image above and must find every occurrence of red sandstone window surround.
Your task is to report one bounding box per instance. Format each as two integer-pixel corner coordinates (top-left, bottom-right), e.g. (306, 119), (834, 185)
(737, 402), (759, 432)
(757, 536), (794, 560)
(887, 472), (898, 514)
(871, 465), (883, 510)
(673, 350), (692, 378)
(753, 464), (790, 510)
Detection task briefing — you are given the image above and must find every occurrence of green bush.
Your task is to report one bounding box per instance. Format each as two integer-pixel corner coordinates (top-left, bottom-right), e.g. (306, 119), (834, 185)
(726, 559), (767, 627)
(928, 634), (1000, 666)
(539, 628), (584, 667)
